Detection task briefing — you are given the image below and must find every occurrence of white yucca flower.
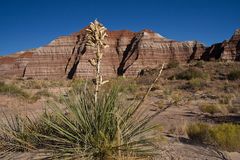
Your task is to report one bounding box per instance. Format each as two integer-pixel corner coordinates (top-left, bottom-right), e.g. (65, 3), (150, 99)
(86, 20), (109, 104)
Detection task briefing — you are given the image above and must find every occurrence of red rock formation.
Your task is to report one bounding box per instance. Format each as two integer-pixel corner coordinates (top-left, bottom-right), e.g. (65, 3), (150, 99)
(24, 36), (76, 79)
(0, 27), (238, 79)
(202, 29), (240, 61)
(0, 51), (33, 78)
(62, 29), (205, 79)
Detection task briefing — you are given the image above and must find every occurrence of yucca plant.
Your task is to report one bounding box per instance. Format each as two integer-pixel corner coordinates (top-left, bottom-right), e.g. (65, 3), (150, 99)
(86, 20), (109, 104)
(0, 87), (162, 159)
(0, 70), (165, 159)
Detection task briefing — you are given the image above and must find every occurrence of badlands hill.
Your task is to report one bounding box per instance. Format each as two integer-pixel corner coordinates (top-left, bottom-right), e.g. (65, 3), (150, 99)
(0, 27), (239, 79)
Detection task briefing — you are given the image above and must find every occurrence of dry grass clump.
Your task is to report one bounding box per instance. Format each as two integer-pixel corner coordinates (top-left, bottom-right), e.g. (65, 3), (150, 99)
(217, 94), (240, 114)
(69, 79), (89, 93)
(0, 81), (56, 103)
(18, 80), (66, 89)
(30, 89), (54, 102)
(168, 121), (187, 136)
(199, 92), (240, 114)
(218, 94), (234, 104)
(0, 82), (30, 99)
(227, 69), (240, 80)
(69, 78), (138, 96)
(19, 80), (45, 89)
(227, 105), (240, 114)
(180, 78), (207, 91)
(199, 103), (228, 115)
(187, 123), (210, 143)
(201, 103), (240, 115)
(137, 66), (164, 85)
(107, 77), (138, 94)
(227, 98), (240, 114)
(167, 60), (179, 69)
(187, 123), (240, 152)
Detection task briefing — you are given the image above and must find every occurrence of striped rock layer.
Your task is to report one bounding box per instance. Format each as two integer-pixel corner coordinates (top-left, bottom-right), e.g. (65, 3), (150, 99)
(0, 28), (239, 79)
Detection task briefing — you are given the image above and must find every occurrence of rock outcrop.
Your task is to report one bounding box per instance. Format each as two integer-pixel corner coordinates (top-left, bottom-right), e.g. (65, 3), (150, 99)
(0, 27), (239, 79)
(202, 29), (240, 61)
(23, 29), (205, 79)
(0, 51), (33, 78)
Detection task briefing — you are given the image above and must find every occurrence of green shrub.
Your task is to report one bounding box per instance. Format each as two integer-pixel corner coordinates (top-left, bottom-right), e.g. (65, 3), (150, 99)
(187, 123), (240, 151)
(227, 70), (240, 80)
(189, 78), (205, 88)
(167, 60), (179, 69)
(182, 78), (206, 90)
(176, 68), (208, 80)
(0, 88), (160, 159)
(194, 60), (204, 68)
(0, 82), (29, 99)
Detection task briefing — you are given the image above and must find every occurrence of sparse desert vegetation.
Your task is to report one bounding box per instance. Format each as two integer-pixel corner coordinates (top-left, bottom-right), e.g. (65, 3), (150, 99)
(175, 68), (208, 80)
(167, 60), (179, 69)
(0, 81), (30, 99)
(187, 123), (240, 152)
(227, 69), (240, 80)
(0, 61), (240, 159)
(199, 103), (228, 115)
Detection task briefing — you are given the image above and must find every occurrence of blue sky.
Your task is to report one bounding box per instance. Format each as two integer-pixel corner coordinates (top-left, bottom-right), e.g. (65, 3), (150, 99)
(0, 0), (239, 55)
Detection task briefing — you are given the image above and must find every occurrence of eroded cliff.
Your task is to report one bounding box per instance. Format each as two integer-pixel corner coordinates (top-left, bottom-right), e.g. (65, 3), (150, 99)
(0, 27), (239, 79)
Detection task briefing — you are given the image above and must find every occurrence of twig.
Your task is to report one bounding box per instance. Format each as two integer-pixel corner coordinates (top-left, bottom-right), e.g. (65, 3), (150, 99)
(136, 63), (165, 110)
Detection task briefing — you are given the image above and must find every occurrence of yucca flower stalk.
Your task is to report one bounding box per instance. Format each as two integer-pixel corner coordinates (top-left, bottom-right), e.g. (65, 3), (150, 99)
(86, 20), (109, 105)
